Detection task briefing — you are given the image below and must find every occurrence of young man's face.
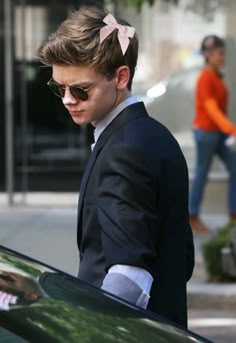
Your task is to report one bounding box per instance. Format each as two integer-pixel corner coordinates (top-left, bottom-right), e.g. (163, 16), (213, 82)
(0, 271), (29, 296)
(0, 270), (39, 302)
(51, 64), (130, 127)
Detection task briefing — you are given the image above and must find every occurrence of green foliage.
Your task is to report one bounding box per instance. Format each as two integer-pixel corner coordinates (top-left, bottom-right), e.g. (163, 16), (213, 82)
(123, 0), (178, 11)
(203, 222), (236, 282)
(0, 250), (188, 342)
(117, 0), (227, 20)
(0, 251), (48, 277)
(2, 300), (183, 342)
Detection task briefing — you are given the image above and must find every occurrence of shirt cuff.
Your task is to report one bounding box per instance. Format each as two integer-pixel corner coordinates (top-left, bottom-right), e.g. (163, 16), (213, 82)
(101, 272), (150, 309)
(108, 264), (153, 295)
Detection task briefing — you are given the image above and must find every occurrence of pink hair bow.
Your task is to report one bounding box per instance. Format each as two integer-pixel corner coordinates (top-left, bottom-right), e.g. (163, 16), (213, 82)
(100, 13), (136, 55)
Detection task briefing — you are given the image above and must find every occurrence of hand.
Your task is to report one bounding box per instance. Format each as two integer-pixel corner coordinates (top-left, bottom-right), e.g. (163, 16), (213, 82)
(225, 135), (236, 150)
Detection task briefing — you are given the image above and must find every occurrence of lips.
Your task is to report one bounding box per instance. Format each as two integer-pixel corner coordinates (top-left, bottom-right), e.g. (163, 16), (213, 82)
(69, 110), (83, 116)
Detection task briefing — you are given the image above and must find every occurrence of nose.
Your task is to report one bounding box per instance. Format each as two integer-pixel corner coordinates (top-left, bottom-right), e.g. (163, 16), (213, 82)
(62, 87), (78, 106)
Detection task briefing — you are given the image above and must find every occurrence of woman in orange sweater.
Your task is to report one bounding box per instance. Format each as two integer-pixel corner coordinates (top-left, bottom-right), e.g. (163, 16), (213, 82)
(190, 35), (236, 234)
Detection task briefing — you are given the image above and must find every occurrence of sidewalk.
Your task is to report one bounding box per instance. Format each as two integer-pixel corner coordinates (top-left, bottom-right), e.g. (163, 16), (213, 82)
(0, 193), (79, 276)
(0, 192), (235, 311)
(188, 213), (236, 310)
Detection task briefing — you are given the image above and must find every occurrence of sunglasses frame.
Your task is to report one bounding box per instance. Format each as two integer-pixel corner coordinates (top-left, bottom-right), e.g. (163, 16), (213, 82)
(47, 79), (96, 101)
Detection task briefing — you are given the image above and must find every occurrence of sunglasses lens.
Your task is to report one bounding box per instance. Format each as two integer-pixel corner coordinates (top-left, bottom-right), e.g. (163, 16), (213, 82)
(48, 82), (65, 98)
(70, 87), (88, 101)
(48, 81), (90, 101)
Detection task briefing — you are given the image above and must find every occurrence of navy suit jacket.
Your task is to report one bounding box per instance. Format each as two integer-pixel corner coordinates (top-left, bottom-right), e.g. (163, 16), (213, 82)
(77, 102), (194, 327)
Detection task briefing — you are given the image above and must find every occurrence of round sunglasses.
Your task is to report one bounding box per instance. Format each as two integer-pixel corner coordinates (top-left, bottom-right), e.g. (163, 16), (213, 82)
(47, 79), (97, 101)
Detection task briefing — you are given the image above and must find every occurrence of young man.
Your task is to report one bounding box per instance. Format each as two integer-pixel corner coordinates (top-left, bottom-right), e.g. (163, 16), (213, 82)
(38, 7), (194, 327)
(0, 270), (43, 308)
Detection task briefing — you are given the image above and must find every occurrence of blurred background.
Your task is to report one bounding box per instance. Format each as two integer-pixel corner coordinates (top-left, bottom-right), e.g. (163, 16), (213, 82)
(1, 1), (236, 342)
(1, 0), (236, 204)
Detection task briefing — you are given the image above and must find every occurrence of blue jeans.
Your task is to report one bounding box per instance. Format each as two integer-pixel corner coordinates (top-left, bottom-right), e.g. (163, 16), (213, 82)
(189, 129), (236, 216)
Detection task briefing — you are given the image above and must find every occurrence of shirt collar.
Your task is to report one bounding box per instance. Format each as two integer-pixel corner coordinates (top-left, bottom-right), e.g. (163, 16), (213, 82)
(92, 96), (138, 148)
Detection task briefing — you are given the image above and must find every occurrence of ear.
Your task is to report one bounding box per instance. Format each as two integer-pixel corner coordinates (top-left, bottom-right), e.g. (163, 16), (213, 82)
(24, 292), (39, 302)
(115, 66), (130, 90)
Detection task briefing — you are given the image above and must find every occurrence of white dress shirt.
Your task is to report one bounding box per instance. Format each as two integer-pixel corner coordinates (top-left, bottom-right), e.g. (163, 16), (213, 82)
(91, 96), (138, 150)
(91, 95), (153, 308)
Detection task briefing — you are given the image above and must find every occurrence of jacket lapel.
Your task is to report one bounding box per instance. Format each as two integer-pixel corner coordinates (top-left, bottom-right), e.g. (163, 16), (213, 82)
(77, 144), (100, 237)
(77, 102), (148, 245)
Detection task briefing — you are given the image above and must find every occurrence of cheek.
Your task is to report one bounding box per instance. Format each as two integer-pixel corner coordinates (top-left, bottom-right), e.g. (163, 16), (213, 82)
(215, 54), (225, 65)
(220, 56), (225, 64)
(0, 283), (8, 291)
(92, 86), (116, 108)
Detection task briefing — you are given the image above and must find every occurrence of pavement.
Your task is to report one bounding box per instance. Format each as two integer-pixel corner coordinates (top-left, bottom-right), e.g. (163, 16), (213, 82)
(1, 192), (236, 342)
(189, 309), (236, 343)
(0, 193), (79, 276)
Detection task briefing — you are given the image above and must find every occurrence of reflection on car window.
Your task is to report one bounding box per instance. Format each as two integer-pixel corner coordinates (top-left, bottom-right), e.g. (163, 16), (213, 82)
(0, 248), (202, 343)
(169, 68), (199, 90)
(0, 327), (28, 342)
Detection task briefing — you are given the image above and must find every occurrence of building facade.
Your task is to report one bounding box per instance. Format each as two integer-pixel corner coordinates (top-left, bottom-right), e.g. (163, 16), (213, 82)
(1, 0), (236, 201)
(1, 0), (103, 199)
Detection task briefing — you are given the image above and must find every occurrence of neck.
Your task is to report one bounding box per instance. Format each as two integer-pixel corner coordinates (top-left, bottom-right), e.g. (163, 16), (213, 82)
(206, 64), (224, 78)
(206, 63), (221, 72)
(92, 90), (132, 128)
(114, 89), (132, 107)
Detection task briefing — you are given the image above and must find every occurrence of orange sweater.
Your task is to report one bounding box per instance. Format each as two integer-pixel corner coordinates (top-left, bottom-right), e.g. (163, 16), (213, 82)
(194, 67), (236, 135)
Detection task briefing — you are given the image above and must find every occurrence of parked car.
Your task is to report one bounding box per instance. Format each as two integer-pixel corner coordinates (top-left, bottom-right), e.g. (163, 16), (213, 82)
(139, 67), (200, 133)
(139, 67), (227, 180)
(0, 245), (211, 342)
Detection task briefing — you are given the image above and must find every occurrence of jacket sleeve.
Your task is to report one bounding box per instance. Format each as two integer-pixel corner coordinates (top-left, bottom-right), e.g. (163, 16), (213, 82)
(97, 144), (158, 275)
(204, 99), (236, 135)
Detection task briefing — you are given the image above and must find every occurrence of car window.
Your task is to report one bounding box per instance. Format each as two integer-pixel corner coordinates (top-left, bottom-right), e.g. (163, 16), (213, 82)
(0, 327), (28, 342)
(0, 247), (208, 343)
(168, 69), (199, 90)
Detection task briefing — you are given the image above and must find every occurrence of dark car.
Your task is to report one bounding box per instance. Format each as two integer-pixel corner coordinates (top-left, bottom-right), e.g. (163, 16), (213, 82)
(0, 245), (211, 343)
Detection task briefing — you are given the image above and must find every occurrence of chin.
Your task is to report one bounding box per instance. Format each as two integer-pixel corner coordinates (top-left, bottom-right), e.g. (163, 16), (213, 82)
(71, 117), (88, 126)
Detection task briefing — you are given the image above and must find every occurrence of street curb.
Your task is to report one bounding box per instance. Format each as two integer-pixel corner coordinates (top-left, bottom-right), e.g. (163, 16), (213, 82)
(0, 192), (78, 207)
(188, 283), (236, 310)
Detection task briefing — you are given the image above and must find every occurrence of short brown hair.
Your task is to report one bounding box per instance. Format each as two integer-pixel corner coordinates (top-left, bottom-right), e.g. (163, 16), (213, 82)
(38, 7), (138, 90)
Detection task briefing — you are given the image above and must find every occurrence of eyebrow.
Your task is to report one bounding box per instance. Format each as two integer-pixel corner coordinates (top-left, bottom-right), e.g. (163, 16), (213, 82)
(51, 78), (93, 88)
